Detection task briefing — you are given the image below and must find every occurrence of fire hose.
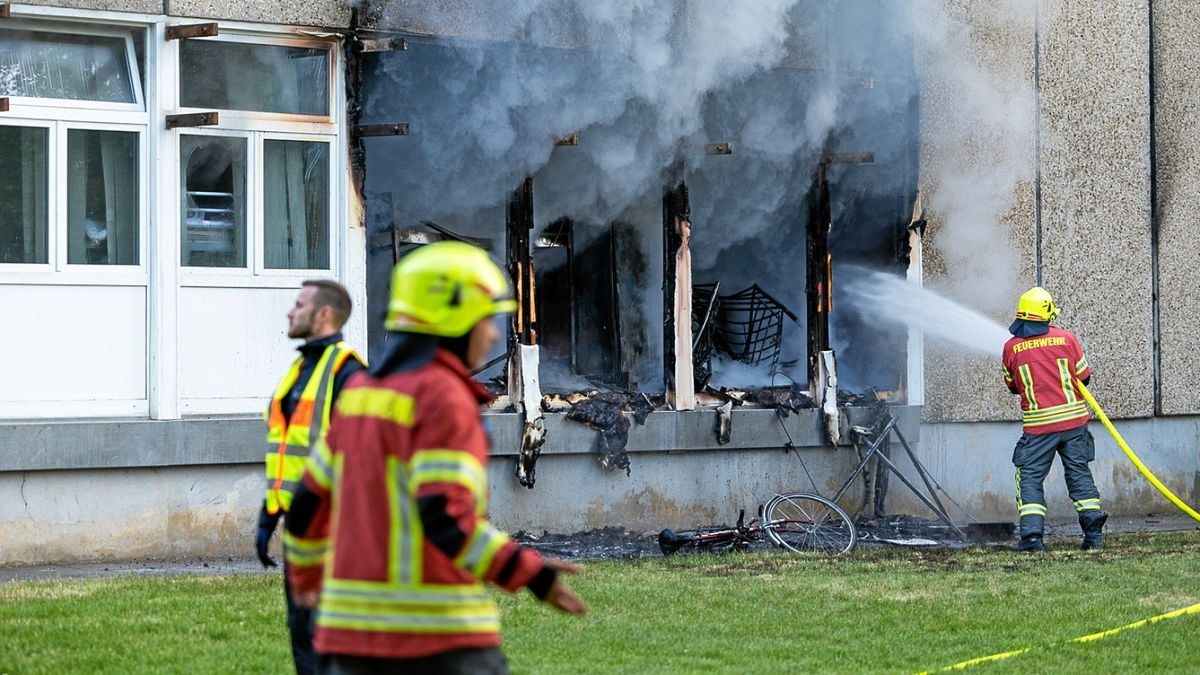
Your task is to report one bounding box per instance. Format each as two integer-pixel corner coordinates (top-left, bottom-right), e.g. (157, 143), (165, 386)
(1076, 380), (1200, 523)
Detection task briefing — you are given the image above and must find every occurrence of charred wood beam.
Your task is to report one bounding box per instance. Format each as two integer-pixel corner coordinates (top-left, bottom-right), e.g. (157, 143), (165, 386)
(358, 37), (407, 53)
(165, 112), (218, 129)
(165, 23), (219, 40)
(806, 160), (832, 367)
(507, 177), (537, 346)
(344, 13), (368, 201)
(663, 180), (696, 411)
(355, 123), (410, 137)
(806, 150), (876, 387)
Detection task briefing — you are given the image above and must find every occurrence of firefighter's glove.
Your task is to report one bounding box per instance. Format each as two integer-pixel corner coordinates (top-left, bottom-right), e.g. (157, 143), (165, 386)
(255, 505), (281, 569)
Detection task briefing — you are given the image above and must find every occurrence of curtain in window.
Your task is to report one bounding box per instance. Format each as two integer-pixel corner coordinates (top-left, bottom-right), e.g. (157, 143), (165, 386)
(264, 141), (309, 268)
(100, 132), (136, 263)
(264, 140), (328, 269)
(18, 130), (48, 263)
(68, 130), (137, 265)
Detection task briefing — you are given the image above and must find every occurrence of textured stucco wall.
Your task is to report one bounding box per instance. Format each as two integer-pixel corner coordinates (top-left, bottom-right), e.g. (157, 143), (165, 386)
(1038, 0), (1153, 420)
(166, 0), (351, 27)
(15, 0), (163, 14)
(922, 1), (1156, 423)
(919, 1), (1036, 423)
(1153, 2), (1200, 416)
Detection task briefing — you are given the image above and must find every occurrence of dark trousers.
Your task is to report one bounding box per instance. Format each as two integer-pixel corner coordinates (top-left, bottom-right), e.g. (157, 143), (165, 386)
(318, 648), (509, 675)
(283, 560), (315, 675)
(1012, 425), (1101, 537)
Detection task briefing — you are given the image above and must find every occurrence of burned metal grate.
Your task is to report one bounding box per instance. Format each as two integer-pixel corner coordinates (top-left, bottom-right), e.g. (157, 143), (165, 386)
(692, 283), (798, 385)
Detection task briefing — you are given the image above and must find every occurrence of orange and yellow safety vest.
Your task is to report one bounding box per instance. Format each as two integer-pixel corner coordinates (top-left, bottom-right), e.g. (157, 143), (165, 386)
(264, 341), (359, 515)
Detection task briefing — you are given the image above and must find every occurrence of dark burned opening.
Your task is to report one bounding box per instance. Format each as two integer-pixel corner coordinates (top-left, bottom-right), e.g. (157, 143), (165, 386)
(686, 67), (918, 402)
(354, 7), (920, 415)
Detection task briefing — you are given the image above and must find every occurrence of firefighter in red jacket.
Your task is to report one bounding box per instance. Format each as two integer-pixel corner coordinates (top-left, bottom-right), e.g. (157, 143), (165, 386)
(1002, 287), (1106, 552)
(284, 241), (586, 673)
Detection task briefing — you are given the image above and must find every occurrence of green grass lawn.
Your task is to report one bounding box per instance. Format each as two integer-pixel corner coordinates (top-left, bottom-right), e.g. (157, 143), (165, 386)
(1, 531), (1198, 674)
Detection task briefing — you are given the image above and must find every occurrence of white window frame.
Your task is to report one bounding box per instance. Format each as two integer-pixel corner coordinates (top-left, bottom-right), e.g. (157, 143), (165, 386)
(59, 121), (149, 280)
(175, 33), (335, 129)
(0, 117), (149, 286)
(0, 6), (354, 421)
(176, 127), (257, 277)
(174, 32), (341, 287)
(0, 19), (145, 114)
(254, 132), (337, 278)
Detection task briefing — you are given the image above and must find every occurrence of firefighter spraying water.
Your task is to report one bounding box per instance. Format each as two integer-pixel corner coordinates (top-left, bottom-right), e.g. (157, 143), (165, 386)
(848, 274), (1200, 539)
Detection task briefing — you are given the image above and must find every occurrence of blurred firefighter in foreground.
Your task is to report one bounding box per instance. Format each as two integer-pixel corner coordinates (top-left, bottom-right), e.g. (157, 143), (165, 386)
(1002, 287), (1107, 552)
(257, 280), (364, 675)
(285, 241), (586, 674)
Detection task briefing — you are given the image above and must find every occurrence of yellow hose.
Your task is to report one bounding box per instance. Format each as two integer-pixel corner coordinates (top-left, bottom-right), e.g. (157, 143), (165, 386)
(1076, 380), (1200, 523)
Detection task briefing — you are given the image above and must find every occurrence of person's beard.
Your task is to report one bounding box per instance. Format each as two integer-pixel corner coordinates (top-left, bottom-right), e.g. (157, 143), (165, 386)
(288, 313), (313, 340)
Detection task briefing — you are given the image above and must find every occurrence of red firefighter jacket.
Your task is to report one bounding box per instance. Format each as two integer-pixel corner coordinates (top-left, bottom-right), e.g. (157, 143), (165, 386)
(1001, 325), (1093, 435)
(285, 349), (555, 660)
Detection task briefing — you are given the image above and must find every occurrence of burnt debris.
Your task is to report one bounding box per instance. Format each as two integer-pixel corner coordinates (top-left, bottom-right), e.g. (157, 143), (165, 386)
(556, 391), (655, 475)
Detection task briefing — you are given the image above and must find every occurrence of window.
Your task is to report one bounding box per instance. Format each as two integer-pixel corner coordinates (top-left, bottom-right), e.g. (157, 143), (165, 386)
(0, 23), (145, 272)
(263, 140), (329, 269)
(177, 38), (336, 274)
(179, 40), (330, 116)
(0, 126), (49, 264)
(181, 135), (247, 268)
(0, 28), (137, 104)
(67, 129), (139, 265)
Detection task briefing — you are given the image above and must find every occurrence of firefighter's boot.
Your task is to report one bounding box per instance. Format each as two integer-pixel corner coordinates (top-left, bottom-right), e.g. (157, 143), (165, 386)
(1079, 510), (1108, 550)
(1011, 534), (1044, 552)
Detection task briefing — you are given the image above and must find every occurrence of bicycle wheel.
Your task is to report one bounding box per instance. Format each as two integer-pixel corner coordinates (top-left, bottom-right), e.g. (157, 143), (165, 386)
(762, 492), (857, 555)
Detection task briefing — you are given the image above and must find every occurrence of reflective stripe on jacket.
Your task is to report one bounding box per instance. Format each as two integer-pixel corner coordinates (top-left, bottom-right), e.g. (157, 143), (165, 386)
(285, 349), (550, 661)
(264, 341), (358, 514)
(1001, 326), (1093, 435)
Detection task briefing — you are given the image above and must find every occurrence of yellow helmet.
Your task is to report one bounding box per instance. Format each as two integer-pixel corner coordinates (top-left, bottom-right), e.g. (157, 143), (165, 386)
(385, 242), (516, 338)
(1015, 286), (1058, 322)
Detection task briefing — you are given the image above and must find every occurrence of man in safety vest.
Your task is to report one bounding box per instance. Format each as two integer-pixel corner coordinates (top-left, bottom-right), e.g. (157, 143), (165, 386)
(257, 279), (363, 675)
(1002, 287), (1106, 552)
(285, 242), (586, 674)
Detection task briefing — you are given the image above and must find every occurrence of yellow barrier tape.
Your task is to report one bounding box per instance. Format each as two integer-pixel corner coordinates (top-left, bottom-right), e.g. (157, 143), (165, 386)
(923, 601), (1200, 672)
(1076, 381), (1200, 523)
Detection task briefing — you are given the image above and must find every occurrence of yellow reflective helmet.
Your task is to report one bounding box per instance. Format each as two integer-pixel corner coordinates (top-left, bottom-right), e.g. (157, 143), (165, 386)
(385, 241), (516, 338)
(1015, 286), (1058, 322)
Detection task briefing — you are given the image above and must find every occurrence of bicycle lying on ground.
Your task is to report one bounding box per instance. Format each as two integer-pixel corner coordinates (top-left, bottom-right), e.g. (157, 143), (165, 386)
(658, 492), (857, 557)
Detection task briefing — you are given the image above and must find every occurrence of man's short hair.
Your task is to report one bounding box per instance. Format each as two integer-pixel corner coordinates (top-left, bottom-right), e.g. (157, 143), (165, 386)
(304, 279), (352, 328)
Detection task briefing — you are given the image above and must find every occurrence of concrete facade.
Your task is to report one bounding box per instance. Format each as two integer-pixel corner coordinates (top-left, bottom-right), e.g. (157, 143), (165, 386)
(1153, 1), (1200, 415)
(1038, 0), (1154, 420)
(919, 0), (1037, 424)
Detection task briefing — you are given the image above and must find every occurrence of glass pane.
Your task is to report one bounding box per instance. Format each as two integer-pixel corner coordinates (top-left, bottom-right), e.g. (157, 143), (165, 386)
(180, 41), (329, 116)
(264, 140), (330, 269)
(0, 29), (135, 103)
(0, 126), (49, 263)
(68, 130), (139, 265)
(181, 135), (247, 268)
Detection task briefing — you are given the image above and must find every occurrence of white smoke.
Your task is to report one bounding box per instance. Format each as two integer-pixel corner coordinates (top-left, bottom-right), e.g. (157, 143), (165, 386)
(361, 0), (1041, 388)
(904, 0), (1039, 311)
